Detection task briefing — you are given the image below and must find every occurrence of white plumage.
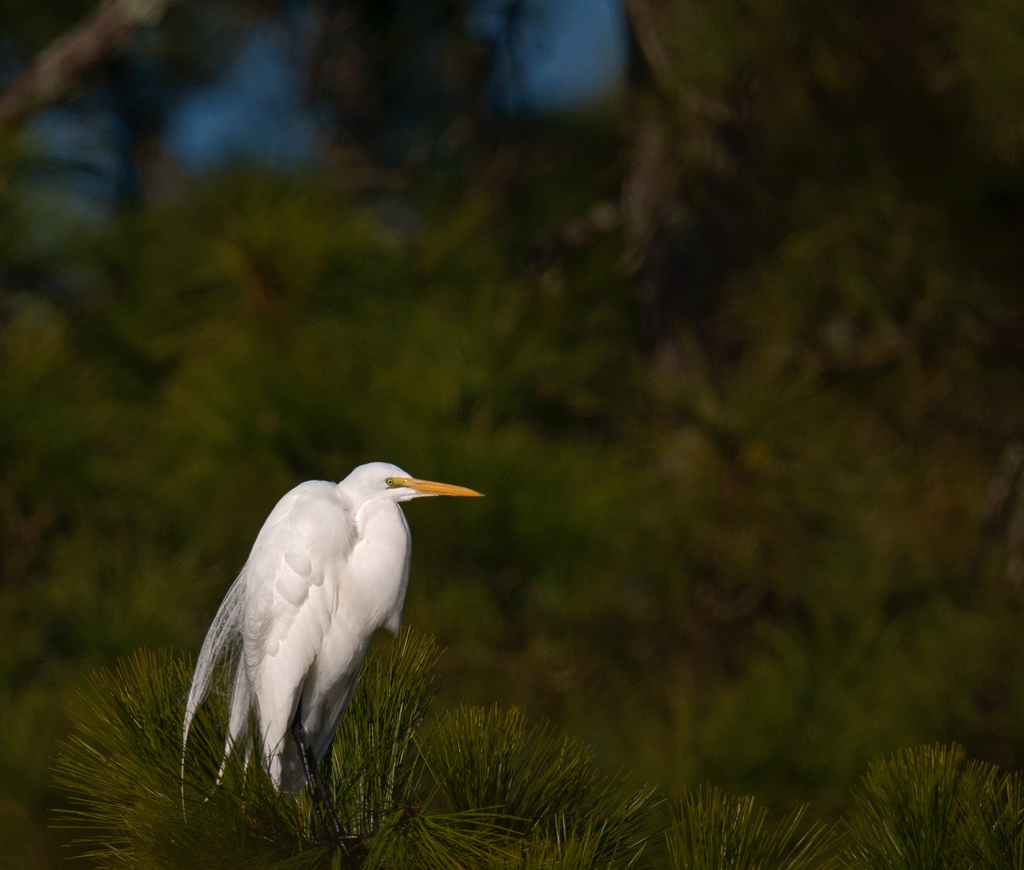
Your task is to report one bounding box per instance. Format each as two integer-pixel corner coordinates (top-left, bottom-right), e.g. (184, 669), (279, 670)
(182, 461), (481, 794)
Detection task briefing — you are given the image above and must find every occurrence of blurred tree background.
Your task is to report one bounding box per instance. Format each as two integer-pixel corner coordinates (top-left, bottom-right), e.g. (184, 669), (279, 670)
(1, 0), (1024, 865)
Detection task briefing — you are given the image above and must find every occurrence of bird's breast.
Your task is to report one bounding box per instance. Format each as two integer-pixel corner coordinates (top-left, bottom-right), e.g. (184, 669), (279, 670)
(335, 500), (412, 639)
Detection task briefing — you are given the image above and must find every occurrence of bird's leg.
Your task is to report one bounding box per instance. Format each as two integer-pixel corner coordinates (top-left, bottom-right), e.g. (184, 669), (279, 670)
(290, 710), (351, 853)
(307, 752), (345, 840)
(291, 715), (329, 841)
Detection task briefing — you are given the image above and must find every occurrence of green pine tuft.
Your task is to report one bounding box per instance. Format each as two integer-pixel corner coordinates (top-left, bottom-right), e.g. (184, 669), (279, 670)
(842, 743), (992, 870)
(958, 767), (1024, 870)
(426, 704), (658, 868)
(666, 785), (836, 870)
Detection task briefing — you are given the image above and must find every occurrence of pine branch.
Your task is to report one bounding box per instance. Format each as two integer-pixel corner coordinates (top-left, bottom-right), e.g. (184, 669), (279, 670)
(958, 768), (1024, 870)
(842, 743), (991, 870)
(0, 0), (173, 123)
(667, 785), (837, 870)
(426, 703), (658, 867)
(52, 632), (655, 869)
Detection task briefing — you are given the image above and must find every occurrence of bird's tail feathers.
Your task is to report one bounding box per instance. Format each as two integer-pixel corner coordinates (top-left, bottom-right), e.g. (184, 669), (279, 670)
(181, 569), (250, 816)
(215, 656), (253, 784)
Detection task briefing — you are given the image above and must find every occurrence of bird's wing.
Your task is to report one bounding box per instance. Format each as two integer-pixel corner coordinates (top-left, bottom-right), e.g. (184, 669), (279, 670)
(182, 481), (354, 799)
(248, 535), (342, 787)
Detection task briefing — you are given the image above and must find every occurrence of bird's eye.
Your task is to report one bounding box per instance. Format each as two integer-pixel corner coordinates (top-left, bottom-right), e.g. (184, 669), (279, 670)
(386, 478), (397, 488)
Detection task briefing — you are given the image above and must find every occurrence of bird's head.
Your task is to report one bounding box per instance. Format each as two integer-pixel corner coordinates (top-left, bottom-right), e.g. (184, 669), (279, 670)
(341, 462), (484, 504)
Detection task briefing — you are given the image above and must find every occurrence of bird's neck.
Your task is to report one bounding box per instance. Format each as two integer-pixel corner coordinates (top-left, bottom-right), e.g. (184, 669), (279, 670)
(349, 498), (412, 636)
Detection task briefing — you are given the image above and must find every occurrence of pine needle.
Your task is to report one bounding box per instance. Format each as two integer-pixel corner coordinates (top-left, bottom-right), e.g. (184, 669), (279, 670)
(843, 743), (979, 870)
(667, 785), (837, 870)
(958, 767), (1024, 870)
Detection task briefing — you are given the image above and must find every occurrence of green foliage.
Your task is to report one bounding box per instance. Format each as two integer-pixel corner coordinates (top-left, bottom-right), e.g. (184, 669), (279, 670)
(56, 649), (323, 868)
(840, 744), (1024, 870)
(844, 744), (975, 870)
(427, 705), (656, 867)
(666, 786), (835, 870)
(958, 769), (1024, 870)
(841, 743), (1024, 870)
(46, 641), (1024, 870)
(327, 631), (440, 836)
(53, 631), (657, 869)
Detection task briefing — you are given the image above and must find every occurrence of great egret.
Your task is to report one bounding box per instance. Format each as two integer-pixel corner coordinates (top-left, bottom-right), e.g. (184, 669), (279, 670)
(181, 461), (482, 837)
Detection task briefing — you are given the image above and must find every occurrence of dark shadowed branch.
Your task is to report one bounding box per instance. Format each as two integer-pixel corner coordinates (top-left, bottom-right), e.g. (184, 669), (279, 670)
(0, 0), (172, 123)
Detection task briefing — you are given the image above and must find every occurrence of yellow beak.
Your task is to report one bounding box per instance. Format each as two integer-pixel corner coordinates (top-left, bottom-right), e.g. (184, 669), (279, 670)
(400, 478), (484, 497)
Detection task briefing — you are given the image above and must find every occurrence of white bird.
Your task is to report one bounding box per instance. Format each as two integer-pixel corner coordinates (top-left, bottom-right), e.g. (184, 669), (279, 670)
(181, 461), (482, 832)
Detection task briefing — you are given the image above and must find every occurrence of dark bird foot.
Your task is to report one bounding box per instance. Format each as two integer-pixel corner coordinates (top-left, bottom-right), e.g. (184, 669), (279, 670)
(291, 708), (350, 847)
(331, 833), (367, 862)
